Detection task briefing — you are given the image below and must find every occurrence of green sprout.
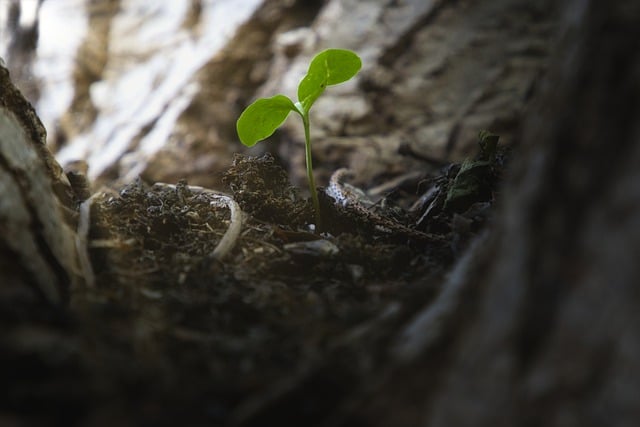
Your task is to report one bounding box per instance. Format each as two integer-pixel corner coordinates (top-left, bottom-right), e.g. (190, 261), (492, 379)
(236, 48), (362, 226)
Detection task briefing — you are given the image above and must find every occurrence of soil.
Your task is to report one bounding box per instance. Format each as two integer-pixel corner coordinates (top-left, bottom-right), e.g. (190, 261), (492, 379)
(30, 138), (507, 425)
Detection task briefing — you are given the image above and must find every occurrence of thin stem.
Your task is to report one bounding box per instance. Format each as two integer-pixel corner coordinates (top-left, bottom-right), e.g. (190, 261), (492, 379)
(302, 111), (321, 227)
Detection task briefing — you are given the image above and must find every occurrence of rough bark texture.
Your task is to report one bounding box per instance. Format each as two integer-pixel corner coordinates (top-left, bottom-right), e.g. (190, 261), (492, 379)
(0, 63), (84, 425)
(0, 64), (80, 305)
(336, 1), (640, 426)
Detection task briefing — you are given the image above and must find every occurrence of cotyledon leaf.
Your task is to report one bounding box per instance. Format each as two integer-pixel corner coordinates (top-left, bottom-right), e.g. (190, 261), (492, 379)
(236, 94), (297, 147)
(298, 49), (362, 113)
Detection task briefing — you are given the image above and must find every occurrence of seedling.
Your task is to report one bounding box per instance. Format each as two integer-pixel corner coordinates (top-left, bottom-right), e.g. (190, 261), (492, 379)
(236, 48), (362, 226)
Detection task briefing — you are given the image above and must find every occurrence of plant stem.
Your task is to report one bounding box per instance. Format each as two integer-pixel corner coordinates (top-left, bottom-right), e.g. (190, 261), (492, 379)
(302, 111), (321, 227)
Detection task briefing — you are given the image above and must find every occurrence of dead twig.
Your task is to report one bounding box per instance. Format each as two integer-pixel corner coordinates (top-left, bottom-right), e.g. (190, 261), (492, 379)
(153, 183), (244, 261)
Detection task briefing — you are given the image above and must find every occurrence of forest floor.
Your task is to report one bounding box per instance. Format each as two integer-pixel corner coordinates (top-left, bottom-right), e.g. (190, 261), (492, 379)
(42, 133), (507, 425)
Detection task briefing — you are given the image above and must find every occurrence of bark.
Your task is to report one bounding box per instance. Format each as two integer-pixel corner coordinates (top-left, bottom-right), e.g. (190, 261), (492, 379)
(0, 63), (81, 306)
(0, 62), (86, 424)
(337, 1), (640, 426)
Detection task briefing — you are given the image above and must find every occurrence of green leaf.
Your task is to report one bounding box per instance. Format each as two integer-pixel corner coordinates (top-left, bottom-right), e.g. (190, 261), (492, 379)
(298, 49), (362, 112)
(236, 95), (297, 146)
(477, 130), (499, 161)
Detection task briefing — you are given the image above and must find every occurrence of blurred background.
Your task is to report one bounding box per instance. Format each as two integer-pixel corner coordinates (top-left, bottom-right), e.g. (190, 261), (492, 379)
(0, 0), (553, 190)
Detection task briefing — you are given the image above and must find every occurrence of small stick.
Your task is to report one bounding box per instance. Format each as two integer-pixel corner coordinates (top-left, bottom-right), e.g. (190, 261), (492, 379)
(153, 183), (244, 260)
(208, 193), (243, 260)
(326, 169), (441, 242)
(76, 193), (100, 287)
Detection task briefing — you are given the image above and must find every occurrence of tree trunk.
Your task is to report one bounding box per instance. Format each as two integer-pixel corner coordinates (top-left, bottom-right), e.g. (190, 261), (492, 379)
(0, 64), (80, 305)
(337, 1), (640, 426)
(1, 64), (84, 421)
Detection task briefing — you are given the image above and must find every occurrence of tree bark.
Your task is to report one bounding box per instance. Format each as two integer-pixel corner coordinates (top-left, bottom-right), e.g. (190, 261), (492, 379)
(0, 62), (86, 424)
(0, 63), (80, 306)
(339, 1), (640, 426)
